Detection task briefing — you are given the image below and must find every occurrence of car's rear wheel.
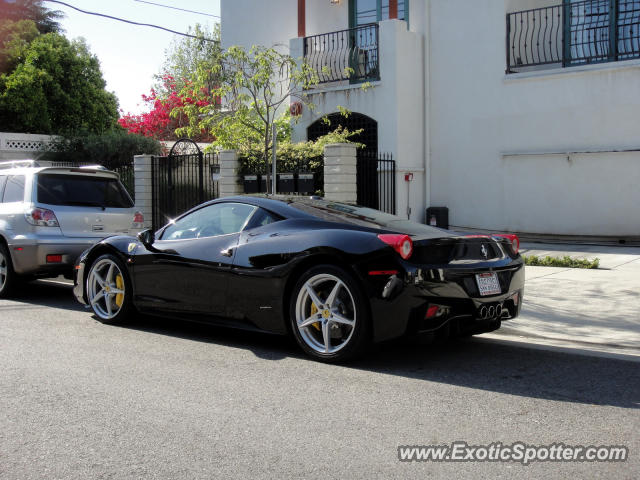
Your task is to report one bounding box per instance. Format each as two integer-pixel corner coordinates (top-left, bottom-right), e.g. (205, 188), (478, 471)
(0, 243), (17, 298)
(86, 254), (132, 323)
(290, 265), (369, 362)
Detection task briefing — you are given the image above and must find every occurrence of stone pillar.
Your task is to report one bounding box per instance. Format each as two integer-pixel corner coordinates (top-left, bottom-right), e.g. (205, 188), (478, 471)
(323, 143), (357, 203)
(133, 154), (153, 229)
(219, 149), (243, 198)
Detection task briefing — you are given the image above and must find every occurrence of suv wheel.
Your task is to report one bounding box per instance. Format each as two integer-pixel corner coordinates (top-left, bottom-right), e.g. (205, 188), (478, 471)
(0, 243), (17, 298)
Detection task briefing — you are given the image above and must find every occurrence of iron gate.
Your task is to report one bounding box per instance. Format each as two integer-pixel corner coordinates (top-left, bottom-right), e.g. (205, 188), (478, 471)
(356, 150), (396, 214)
(151, 139), (220, 230)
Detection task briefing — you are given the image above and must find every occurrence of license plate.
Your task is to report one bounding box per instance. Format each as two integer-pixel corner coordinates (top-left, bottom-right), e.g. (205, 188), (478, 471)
(476, 272), (501, 296)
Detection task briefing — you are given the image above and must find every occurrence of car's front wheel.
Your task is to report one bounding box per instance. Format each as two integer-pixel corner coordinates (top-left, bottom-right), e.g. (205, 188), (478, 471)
(290, 265), (370, 362)
(86, 254), (132, 323)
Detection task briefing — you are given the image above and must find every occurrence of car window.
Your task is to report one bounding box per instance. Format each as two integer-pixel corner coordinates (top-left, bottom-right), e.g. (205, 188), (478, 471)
(0, 176), (6, 201)
(161, 202), (257, 240)
(37, 174), (133, 208)
(2, 175), (25, 203)
(244, 208), (283, 230)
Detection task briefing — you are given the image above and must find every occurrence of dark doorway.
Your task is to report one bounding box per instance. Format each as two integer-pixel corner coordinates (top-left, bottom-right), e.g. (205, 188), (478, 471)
(307, 112), (378, 153)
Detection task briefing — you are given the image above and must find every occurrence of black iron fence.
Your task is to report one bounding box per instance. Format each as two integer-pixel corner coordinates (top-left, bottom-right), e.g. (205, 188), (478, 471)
(357, 151), (395, 214)
(113, 163), (134, 201)
(151, 152), (219, 230)
(506, 0), (640, 73)
(304, 23), (380, 84)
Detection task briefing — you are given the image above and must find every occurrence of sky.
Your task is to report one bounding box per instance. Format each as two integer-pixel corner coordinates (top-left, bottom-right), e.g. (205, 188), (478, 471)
(48, 0), (221, 115)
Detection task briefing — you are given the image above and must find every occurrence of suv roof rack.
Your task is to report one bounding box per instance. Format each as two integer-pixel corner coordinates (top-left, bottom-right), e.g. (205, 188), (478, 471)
(0, 159), (42, 169)
(0, 160), (109, 171)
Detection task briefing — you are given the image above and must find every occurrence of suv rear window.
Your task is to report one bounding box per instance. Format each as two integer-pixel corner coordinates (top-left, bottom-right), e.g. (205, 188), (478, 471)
(37, 174), (133, 208)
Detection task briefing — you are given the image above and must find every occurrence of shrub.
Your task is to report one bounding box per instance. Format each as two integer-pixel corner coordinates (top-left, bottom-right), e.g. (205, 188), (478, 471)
(44, 131), (162, 169)
(523, 255), (600, 269)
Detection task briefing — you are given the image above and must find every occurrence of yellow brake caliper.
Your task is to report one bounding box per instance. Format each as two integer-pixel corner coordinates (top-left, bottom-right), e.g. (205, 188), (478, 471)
(310, 302), (321, 331)
(115, 274), (124, 307)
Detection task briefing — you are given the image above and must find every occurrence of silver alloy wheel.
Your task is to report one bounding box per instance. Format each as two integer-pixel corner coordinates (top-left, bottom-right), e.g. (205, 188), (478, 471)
(87, 258), (126, 320)
(295, 273), (357, 354)
(0, 250), (7, 291)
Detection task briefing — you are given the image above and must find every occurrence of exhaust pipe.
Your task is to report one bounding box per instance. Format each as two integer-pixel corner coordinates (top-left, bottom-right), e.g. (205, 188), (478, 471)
(488, 306), (495, 318)
(479, 306), (488, 320)
(496, 304), (503, 318)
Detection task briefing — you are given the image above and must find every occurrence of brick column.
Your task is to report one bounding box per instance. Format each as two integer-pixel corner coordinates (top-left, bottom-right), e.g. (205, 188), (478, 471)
(323, 143), (357, 203)
(134, 154), (153, 229)
(219, 149), (243, 198)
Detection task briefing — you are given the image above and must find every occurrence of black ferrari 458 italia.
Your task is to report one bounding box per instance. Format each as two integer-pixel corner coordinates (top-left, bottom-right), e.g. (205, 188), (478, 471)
(74, 195), (524, 362)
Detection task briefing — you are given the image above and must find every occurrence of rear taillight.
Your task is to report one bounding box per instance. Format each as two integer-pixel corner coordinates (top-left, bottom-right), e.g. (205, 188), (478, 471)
(132, 211), (144, 229)
(377, 234), (413, 260)
(493, 234), (520, 254)
(25, 207), (59, 227)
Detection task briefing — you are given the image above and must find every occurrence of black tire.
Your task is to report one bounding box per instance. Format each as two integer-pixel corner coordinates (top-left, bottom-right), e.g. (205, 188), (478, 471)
(289, 264), (370, 362)
(85, 253), (133, 324)
(0, 242), (18, 298)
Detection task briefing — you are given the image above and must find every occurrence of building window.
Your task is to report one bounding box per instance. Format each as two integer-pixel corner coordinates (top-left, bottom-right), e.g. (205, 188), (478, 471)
(350, 0), (408, 28)
(565, 0), (640, 64)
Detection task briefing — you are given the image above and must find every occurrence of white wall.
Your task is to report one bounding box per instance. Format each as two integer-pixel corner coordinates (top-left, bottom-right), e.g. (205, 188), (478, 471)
(221, 0), (297, 50)
(426, 0), (640, 236)
(306, 0), (349, 36)
(0, 132), (54, 161)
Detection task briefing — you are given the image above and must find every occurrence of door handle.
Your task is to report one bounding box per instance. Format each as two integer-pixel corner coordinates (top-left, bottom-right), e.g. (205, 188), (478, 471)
(221, 247), (234, 257)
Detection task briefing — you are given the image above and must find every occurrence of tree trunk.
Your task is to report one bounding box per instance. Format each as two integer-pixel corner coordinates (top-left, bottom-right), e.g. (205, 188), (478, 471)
(263, 123), (271, 194)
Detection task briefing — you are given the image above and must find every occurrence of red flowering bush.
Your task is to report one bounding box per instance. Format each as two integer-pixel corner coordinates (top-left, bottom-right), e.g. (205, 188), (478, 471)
(118, 75), (214, 142)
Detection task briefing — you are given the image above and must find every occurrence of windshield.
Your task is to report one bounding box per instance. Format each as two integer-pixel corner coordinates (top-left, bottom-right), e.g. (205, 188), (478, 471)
(37, 174), (133, 208)
(284, 198), (457, 238)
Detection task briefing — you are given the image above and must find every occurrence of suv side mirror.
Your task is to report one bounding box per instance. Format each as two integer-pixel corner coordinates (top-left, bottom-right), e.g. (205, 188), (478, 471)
(137, 229), (155, 248)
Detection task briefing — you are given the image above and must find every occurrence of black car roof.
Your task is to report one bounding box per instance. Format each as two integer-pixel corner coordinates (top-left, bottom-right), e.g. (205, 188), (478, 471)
(210, 195), (456, 238)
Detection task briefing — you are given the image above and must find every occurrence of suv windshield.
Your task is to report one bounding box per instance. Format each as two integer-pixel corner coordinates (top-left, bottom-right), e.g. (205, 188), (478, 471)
(37, 174), (133, 208)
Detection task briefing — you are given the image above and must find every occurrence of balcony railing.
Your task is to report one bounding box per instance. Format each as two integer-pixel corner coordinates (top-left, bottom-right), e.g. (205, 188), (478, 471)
(304, 24), (380, 84)
(506, 0), (640, 73)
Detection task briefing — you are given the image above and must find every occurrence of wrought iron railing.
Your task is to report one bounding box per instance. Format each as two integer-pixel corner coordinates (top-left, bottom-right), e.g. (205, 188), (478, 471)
(304, 24), (380, 84)
(506, 0), (640, 73)
(357, 151), (396, 214)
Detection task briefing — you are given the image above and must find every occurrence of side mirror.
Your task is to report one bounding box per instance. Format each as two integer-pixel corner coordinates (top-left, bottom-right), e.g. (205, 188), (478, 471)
(137, 229), (155, 248)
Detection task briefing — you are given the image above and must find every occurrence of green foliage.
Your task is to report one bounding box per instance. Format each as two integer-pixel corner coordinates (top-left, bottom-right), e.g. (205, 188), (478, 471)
(237, 126), (363, 174)
(0, 0), (64, 34)
(0, 33), (119, 135)
(176, 44), (321, 172)
(0, 19), (39, 74)
(158, 23), (221, 94)
(44, 130), (162, 169)
(523, 255), (600, 269)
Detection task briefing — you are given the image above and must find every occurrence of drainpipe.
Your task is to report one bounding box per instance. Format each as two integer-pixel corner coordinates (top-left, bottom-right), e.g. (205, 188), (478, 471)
(424, 0), (432, 215)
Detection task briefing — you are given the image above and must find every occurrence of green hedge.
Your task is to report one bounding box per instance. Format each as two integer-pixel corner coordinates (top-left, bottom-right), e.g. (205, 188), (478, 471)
(44, 131), (162, 170)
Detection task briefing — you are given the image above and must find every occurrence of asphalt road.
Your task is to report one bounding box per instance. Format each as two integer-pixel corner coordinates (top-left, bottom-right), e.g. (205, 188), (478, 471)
(1, 280), (638, 479)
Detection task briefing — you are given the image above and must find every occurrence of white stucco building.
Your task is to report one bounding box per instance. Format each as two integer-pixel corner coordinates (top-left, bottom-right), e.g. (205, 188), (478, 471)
(221, 0), (640, 239)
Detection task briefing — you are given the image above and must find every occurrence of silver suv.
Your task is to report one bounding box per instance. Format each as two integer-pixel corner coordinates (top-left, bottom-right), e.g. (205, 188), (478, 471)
(0, 160), (143, 296)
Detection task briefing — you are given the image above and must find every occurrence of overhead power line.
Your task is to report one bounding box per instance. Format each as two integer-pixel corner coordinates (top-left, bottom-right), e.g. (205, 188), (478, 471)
(44, 0), (219, 42)
(133, 0), (220, 19)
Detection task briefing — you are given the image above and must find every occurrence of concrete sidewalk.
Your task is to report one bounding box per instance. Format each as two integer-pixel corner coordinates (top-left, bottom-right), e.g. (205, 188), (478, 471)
(484, 242), (640, 361)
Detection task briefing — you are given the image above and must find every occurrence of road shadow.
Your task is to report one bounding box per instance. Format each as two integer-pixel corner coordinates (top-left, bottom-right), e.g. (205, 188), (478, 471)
(6, 281), (639, 409)
(0, 279), (85, 312)
(117, 313), (639, 410)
